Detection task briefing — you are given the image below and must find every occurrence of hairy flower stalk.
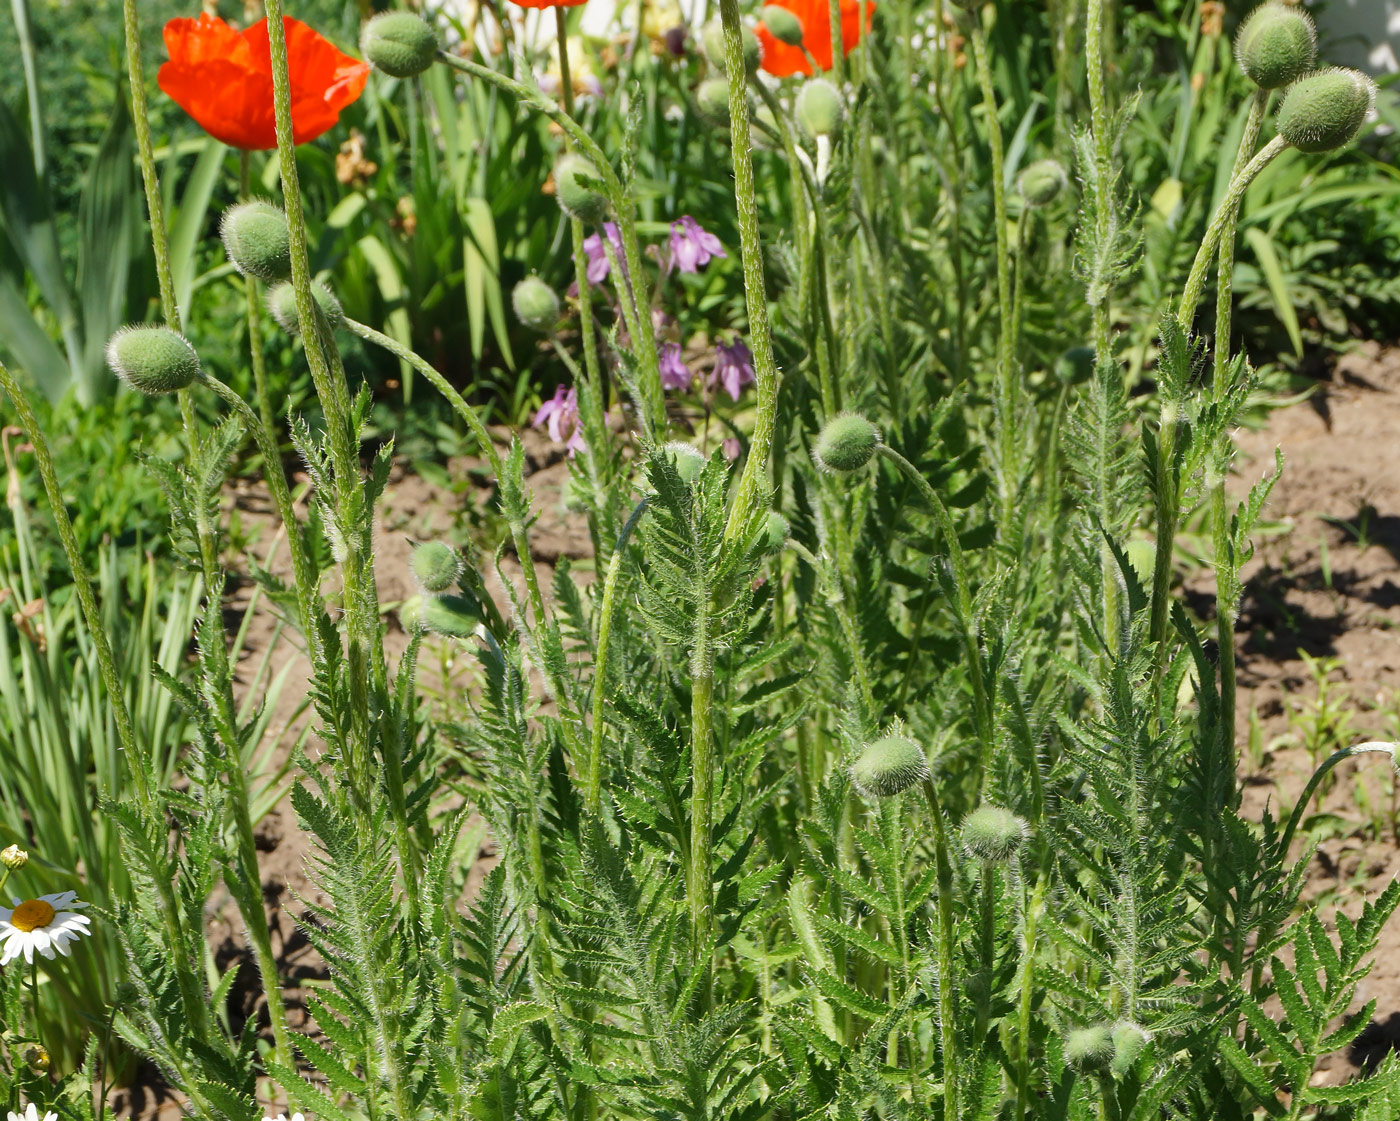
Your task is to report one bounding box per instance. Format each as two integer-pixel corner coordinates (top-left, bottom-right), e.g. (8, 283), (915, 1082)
(968, 18), (1017, 529)
(920, 775), (960, 1120)
(1084, 0), (1115, 368)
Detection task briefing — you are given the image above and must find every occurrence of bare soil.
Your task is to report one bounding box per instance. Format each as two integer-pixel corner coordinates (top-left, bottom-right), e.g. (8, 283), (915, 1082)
(119, 343), (1400, 1112)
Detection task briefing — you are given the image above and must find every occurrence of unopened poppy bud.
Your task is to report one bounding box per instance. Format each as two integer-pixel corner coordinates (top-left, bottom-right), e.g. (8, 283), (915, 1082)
(696, 77), (733, 124)
(761, 4), (805, 46)
(702, 19), (762, 76)
(361, 11), (439, 78)
(813, 414), (880, 473)
(411, 542), (463, 593)
(1018, 159), (1067, 208)
(762, 510), (789, 554)
(1055, 345), (1095, 384)
(113, 981), (141, 1005)
(512, 276), (560, 332)
(419, 593), (481, 639)
(21, 1043), (49, 1073)
(1278, 67), (1376, 153)
(796, 78), (844, 138)
(1110, 1022), (1151, 1078)
(1234, 2), (1316, 90)
(960, 805), (1028, 863)
(1065, 1025), (1114, 1072)
(663, 441), (708, 485)
(554, 153), (610, 224)
(220, 201), (292, 281)
(0, 844), (28, 869)
(850, 733), (930, 798)
(268, 280), (344, 335)
(106, 326), (202, 395)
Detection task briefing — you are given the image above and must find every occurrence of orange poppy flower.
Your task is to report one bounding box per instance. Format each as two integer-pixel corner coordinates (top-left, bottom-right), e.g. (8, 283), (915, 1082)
(756, 0), (875, 78)
(158, 14), (369, 151)
(509, 0), (587, 8)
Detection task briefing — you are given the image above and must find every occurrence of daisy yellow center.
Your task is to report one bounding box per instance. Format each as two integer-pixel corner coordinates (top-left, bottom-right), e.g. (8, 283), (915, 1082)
(11, 899), (56, 932)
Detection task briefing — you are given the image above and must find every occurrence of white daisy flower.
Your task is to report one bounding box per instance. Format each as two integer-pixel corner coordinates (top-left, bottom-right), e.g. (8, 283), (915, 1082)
(0, 891), (92, 965)
(8, 1103), (59, 1121)
(263, 1114), (307, 1121)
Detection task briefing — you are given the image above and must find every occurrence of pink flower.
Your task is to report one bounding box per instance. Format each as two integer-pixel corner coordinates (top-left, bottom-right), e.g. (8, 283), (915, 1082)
(668, 216), (726, 275)
(582, 222), (624, 284)
(722, 437), (741, 461)
(532, 384), (585, 455)
(709, 338), (755, 402)
(659, 342), (693, 390)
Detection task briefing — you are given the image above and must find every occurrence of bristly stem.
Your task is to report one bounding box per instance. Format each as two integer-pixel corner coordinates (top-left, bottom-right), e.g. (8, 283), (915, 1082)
(1209, 88), (1269, 793)
(920, 777), (960, 1121)
(1085, 0), (1115, 367)
(968, 19), (1016, 529)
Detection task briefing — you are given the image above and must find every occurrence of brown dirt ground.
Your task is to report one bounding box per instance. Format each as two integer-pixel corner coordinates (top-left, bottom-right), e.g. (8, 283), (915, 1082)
(117, 344), (1400, 1112)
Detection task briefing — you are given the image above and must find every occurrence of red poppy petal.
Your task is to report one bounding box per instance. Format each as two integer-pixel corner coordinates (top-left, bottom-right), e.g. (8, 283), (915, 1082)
(239, 16), (367, 143)
(163, 13), (250, 69)
(509, 0), (589, 8)
(158, 59), (278, 149)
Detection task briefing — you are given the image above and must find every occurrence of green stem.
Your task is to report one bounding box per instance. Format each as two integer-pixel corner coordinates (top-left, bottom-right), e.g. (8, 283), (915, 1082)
(920, 777), (960, 1121)
(1016, 873), (1047, 1118)
(969, 21), (1016, 527)
(716, 0), (781, 545)
(1085, 0), (1114, 366)
(238, 153), (281, 442)
(0, 361), (207, 1038)
(975, 859), (995, 1046)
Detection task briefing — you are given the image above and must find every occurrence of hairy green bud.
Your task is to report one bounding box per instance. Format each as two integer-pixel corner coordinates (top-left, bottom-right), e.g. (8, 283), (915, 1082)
(419, 594), (482, 639)
(1110, 1022), (1151, 1078)
(1018, 159), (1068, 207)
(960, 805), (1028, 863)
(1278, 67), (1376, 153)
(663, 441), (708, 485)
(813, 414), (881, 473)
(361, 12), (438, 77)
(761, 4), (805, 46)
(268, 280), (344, 335)
(696, 77), (733, 124)
(796, 78), (844, 138)
(850, 733), (930, 798)
(1065, 1025), (1114, 1072)
(512, 276), (561, 332)
(1234, 3), (1316, 90)
(702, 19), (762, 76)
(220, 201), (291, 281)
(762, 510), (790, 555)
(554, 153), (610, 224)
(106, 326), (201, 395)
(1055, 345), (1096, 384)
(411, 541), (464, 593)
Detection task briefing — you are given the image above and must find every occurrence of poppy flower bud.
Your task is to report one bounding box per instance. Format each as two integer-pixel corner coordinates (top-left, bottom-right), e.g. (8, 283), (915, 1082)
(268, 280), (345, 335)
(361, 11), (439, 78)
(411, 541), (463, 593)
(762, 510), (789, 554)
(512, 276), (560, 332)
(21, 1043), (50, 1073)
(1055, 345), (1095, 384)
(702, 19), (762, 76)
(796, 78), (844, 138)
(1277, 67), (1376, 153)
(106, 326), (202, 395)
(0, 844), (28, 869)
(662, 441), (708, 485)
(419, 593), (482, 639)
(1065, 1025), (1114, 1072)
(220, 201), (292, 281)
(1234, 2), (1316, 90)
(960, 805), (1028, 863)
(761, 5), (805, 46)
(813, 414), (881, 473)
(1018, 159), (1068, 208)
(850, 733), (930, 798)
(696, 77), (733, 124)
(554, 154), (610, 224)
(1110, 1022), (1151, 1078)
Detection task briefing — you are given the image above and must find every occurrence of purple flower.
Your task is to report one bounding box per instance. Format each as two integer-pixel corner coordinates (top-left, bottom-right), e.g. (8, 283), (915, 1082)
(659, 342), (693, 390)
(709, 338), (755, 402)
(582, 222), (624, 285)
(532, 384), (585, 456)
(668, 216), (726, 275)
(722, 437), (741, 461)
